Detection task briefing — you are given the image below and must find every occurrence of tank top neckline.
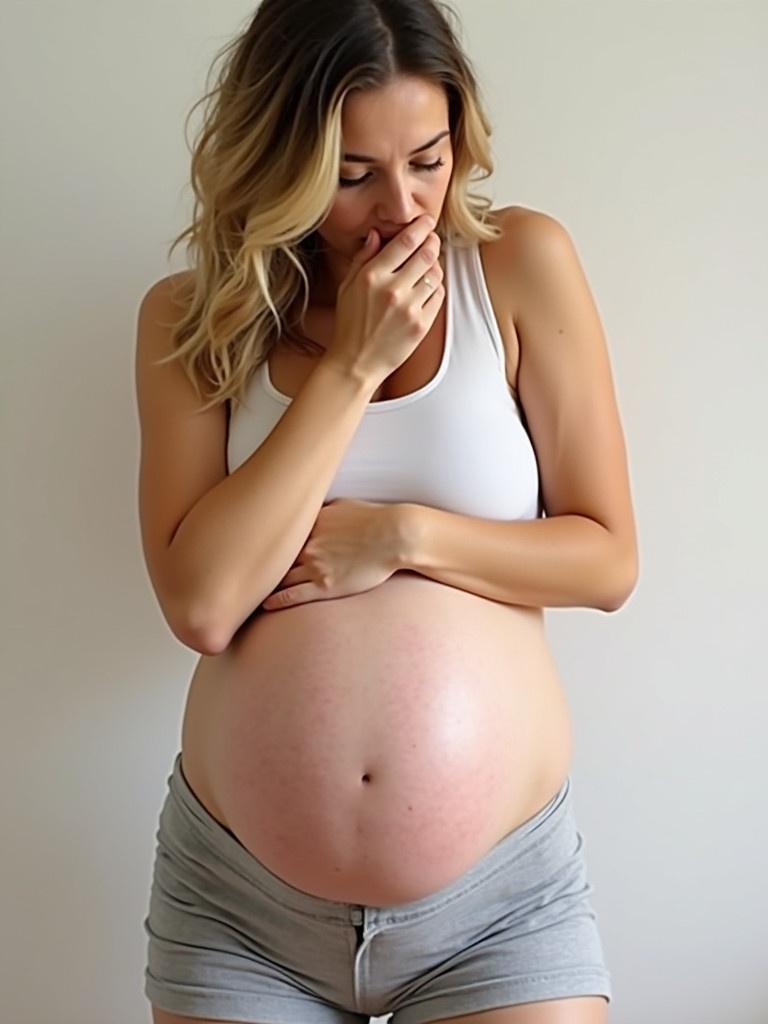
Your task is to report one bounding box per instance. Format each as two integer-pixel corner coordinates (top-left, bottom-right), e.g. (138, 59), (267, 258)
(260, 244), (454, 413)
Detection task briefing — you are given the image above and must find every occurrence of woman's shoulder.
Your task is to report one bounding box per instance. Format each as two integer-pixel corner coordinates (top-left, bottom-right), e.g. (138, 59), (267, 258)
(487, 204), (563, 241)
(142, 270), (196, 310)
(480, 204), (572, 287)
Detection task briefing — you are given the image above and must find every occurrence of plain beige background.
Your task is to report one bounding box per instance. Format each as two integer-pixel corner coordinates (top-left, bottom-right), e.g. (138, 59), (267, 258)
(2, 2), (766, 1023)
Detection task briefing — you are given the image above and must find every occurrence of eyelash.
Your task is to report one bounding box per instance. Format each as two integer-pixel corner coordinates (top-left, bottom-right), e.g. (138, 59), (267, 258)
(339, 157), (446, 188)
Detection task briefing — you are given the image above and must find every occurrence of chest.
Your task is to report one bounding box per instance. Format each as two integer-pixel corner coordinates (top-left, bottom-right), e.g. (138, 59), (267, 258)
(267, 242), (521, 404)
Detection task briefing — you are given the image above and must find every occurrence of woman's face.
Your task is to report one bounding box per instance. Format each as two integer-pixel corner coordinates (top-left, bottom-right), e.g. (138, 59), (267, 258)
(313, 76), (454, 301)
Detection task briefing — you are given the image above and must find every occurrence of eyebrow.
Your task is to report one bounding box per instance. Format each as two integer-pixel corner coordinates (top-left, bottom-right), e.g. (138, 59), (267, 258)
(342, 129), (451, 164)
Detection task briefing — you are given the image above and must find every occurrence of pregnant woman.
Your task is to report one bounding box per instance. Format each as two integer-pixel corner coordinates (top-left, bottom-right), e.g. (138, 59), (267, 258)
(136, 2), (638, 1022)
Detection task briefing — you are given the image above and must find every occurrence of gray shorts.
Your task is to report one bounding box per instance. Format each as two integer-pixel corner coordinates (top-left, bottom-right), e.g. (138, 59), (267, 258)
(143, 752), (612, 1023)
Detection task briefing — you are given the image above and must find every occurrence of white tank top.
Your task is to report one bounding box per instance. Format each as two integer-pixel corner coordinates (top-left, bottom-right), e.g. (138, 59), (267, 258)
(228, 240), (543, 521)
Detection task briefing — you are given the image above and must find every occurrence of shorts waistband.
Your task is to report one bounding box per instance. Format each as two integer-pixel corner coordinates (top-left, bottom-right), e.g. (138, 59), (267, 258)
(165, 751), (572, 925)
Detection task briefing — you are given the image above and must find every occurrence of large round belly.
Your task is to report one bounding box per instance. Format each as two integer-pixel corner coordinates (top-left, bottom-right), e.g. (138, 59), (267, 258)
(180, 576), (572, 905)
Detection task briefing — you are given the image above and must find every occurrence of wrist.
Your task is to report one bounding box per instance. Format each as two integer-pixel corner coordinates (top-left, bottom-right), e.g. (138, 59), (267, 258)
(390, 502), (421, 571)
(318, 353), (379, 395)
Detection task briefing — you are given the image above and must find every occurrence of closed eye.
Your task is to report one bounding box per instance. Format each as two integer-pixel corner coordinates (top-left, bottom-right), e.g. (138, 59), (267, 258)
(339, 158), (446, 188)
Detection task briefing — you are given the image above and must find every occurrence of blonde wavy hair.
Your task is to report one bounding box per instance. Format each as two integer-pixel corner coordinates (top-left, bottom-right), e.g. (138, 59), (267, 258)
(155, 0), (503, 413)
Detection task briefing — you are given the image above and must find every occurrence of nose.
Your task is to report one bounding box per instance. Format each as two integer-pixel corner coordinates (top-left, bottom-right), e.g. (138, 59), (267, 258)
(373, 177), (425, 226)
